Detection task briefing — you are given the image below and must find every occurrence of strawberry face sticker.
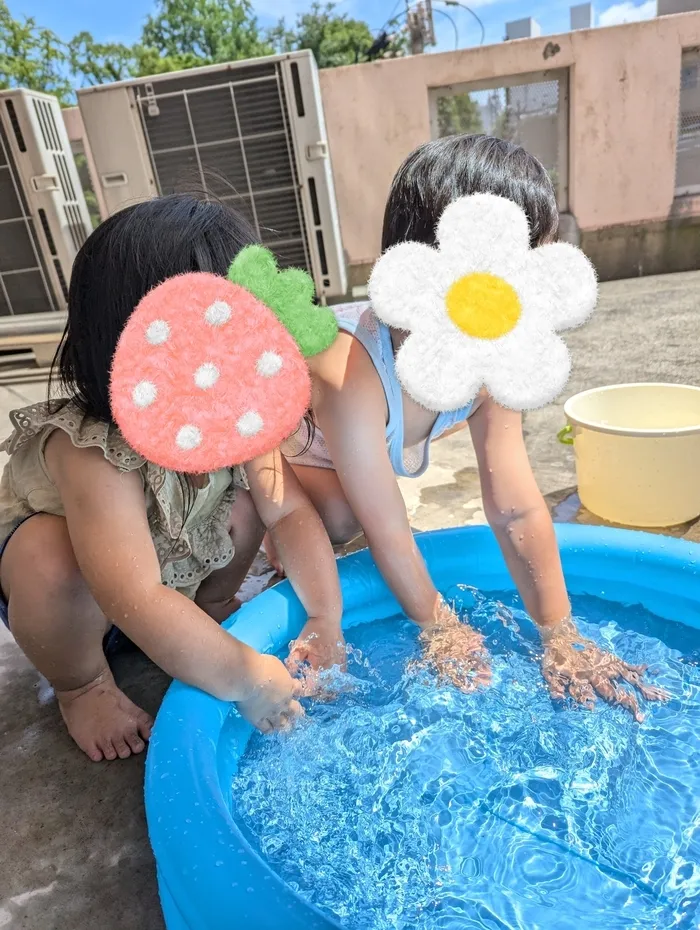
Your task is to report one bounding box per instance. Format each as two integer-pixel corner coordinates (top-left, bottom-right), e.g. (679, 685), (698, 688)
(110, 247), (338, 473)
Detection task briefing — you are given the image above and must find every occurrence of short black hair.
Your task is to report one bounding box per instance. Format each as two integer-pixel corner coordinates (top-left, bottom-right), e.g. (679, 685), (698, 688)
(55, 194), (258, 423)
(381, 135), (559, 253)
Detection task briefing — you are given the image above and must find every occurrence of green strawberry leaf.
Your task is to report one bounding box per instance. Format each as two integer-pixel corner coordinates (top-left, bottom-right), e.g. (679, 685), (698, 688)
(228, 245), (338, 357)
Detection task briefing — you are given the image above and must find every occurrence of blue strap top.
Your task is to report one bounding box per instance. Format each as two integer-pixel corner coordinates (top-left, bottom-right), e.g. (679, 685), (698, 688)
(333, 302), (474, 478)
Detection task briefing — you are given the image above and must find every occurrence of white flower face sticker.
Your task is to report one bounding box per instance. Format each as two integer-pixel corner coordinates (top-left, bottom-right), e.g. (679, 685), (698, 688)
(368, 193), (598, 412)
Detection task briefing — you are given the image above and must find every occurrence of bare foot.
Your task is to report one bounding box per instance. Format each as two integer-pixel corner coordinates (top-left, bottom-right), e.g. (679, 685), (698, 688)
(57, 669), (153, 762)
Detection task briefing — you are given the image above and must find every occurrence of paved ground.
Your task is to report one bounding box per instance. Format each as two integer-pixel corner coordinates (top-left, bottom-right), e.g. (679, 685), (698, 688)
(0, 270), (698, 929)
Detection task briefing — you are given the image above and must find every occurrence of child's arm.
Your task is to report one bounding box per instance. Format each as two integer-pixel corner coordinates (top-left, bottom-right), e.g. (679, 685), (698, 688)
(469, 395), (667, 719)
(311, 338), (489, 688)
(245, 449), (345, 672)
(45, 431), (301, 731)
(312, 338), (441, 627)
(468, 395), (570, 630)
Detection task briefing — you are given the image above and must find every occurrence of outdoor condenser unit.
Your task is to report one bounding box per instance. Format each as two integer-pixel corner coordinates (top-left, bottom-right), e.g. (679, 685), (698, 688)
(0, 88), (92, 318)
(77, 50), (347, 300)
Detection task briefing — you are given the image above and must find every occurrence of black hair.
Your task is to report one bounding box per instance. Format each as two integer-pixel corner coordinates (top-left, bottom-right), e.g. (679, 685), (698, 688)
(54, 193), (258, 423)
(381, 135), (559, 253)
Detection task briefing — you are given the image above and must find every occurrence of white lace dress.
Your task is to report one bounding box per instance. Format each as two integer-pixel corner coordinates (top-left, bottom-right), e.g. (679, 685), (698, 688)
(0, 400), (247, 599)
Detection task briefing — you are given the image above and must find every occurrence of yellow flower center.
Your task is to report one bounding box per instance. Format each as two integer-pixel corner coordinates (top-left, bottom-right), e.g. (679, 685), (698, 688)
(445, 272), (521, 340)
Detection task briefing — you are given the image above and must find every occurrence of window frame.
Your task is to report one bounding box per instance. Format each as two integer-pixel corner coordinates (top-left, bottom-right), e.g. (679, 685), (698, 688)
(427, 68), (570, 212)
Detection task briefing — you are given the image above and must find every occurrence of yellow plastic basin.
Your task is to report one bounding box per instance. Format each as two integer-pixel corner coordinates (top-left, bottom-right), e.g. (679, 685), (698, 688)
(563, 383), (700, 528)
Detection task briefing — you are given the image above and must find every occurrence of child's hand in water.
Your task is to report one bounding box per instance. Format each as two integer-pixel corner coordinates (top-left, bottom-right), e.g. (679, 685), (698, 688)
(286, 619), (347, 698)
(415, 605), (492, 692)
(287, 618), (347, 674)
(541, 619), (669, 722)
(236, 654), (304, 733)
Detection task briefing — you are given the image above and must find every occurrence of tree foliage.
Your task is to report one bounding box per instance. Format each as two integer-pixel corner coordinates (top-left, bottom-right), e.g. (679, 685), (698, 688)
(67, 32), (137, 85)
(436, 92), (484, 138)
(63, 0), (273, 87)
(0, 0), (405, 104)
(141, 0), (272, 69)
(0, 1), (72, 102)
(268, 2), (404, 69)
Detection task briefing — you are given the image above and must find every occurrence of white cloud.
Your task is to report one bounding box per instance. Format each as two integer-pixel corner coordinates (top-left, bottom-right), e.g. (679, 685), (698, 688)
(599, 0), (657, 27)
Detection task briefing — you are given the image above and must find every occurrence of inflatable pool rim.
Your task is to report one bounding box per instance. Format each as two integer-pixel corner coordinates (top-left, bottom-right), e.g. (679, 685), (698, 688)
(145, 523), (700, 930)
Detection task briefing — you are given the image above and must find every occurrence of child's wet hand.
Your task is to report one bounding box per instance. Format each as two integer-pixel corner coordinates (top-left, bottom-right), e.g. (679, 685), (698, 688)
(286, 619), (347, 675)
(236, 654), (304, 733)
(414, 609), (492, 692)
(541, 619), (669, 722)
(286, 620), (348, 701)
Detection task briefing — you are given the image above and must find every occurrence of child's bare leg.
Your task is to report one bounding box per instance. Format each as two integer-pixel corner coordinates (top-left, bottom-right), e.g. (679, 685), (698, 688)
(262, 533), (284, 576)
(195, 489), (265, 623)
(289, 464), (361, 545)
(0, 515), (153, 762)
(264, 465), (361, 574)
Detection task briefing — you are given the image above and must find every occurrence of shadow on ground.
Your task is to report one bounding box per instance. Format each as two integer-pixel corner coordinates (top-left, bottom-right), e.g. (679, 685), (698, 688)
(0, 640), (169, 929)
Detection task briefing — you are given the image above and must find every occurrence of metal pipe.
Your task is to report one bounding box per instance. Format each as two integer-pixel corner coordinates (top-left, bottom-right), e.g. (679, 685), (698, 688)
(0, 312), (67, 339)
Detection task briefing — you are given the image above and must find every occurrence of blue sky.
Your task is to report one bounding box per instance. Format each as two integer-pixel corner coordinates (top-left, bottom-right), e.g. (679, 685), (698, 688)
(8, 0), (658, 50)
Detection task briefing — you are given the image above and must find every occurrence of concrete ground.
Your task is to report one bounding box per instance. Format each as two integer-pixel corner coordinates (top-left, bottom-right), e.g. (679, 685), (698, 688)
(0, 271), (698, 929)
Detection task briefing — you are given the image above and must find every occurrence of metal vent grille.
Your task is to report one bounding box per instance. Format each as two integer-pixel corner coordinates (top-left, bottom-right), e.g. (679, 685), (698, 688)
(31, 97), (89, 250)
(431, 71), (569, 209)
(135, 61), (311, 271)
(675, 52), (700, 197)
(33, 96), (61, 149)
(0, 114), (57, 315)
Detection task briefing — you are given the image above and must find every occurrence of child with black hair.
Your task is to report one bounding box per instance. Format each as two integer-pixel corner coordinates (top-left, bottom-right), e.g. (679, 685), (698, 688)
(281, 135), (666, 720)
(0, 194), (344, 762)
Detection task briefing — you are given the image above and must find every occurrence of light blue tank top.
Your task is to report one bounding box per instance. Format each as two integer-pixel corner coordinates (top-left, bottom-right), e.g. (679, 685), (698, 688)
(282, 302), (475, 478)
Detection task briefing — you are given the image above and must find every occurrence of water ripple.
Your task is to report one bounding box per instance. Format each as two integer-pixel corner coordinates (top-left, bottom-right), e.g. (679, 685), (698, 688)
(231, 592), (700, 930)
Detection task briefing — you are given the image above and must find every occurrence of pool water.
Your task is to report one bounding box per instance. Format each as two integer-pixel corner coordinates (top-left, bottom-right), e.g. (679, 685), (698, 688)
(231, 590), (700, 930)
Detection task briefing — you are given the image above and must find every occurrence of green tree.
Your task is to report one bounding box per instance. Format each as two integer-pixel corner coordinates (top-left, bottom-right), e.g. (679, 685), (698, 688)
(140, 0), (272, 69)
(436, 92), (484, 137)
(2, 0), (405, 104)
(132, 44), (200, 76)
(72, 151), (101, 227)
(67, 32), (206, 84)
(67, 32), (137, 85)
(268, 2), (405, 68)
(492, 107), (514, 141)
(0, 1), (72, 103)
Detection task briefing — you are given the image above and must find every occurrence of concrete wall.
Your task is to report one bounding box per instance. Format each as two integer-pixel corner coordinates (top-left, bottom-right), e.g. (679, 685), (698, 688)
(319, 12), (700, 283)
(659, 0), (700, 14)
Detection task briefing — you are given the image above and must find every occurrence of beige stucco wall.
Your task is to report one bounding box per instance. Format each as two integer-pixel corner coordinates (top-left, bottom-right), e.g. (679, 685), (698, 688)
(319, 12), (700, 271)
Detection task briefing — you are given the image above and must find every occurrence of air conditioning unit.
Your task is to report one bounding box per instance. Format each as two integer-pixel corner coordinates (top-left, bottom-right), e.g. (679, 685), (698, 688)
(0, 88), (92, 319)
(77, 50), (347, 300)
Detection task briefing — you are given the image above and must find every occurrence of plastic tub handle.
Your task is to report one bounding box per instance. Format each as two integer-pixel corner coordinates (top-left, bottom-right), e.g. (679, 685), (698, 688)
(558, 424), (574, 445)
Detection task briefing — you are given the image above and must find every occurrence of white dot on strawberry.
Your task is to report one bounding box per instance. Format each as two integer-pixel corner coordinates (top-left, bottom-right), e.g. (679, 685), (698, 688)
(176, 425), (202, 450)
(236, 411), (263, 438)
(256, 351), (283, 378)
(194, 362), (220, 390)
(132, 380), (157, 408)
(205, 300), (232, 327)
(146, 320), (170, 345)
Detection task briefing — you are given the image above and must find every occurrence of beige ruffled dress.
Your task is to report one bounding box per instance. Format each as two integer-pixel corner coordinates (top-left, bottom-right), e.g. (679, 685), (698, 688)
(0, 400), (247, 600)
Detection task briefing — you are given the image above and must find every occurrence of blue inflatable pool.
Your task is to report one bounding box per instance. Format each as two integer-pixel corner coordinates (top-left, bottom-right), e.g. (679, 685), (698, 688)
(145, 524), (700, 930)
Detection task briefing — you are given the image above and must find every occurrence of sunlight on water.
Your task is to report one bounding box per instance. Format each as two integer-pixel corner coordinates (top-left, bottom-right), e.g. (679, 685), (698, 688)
(231, 591), (700, 930)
